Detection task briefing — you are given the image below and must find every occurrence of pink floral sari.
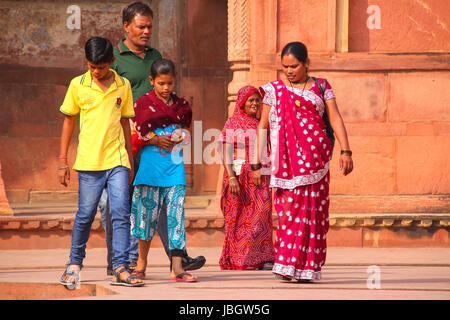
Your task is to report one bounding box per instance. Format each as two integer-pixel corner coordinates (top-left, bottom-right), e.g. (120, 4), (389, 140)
(260, 79), (334, 280)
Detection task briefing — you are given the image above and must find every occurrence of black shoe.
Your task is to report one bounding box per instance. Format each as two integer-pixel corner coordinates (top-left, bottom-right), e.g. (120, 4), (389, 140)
(182, 255), (206, 271)
(258, 261), (274, 270)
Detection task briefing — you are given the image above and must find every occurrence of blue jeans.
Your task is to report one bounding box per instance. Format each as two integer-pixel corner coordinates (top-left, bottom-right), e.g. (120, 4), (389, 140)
(99, 188), (139, 263)
(70, 166), (130, 270)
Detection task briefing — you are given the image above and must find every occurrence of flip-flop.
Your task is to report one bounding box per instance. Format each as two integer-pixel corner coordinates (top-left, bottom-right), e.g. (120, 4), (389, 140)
(170, 272), (198, 282)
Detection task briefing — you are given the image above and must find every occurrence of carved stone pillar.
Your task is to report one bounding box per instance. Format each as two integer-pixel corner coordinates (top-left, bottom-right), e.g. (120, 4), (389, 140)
(0, 162), (13, 215)
(207, 0), (251, 213)
(226, 0), (251, 115)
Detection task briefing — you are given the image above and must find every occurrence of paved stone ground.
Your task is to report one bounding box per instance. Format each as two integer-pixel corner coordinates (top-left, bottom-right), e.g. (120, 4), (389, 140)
(0, 247), (449, 301)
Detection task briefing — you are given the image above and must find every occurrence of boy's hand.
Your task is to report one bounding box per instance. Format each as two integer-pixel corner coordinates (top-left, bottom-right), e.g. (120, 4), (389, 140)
(128, 165), (134, 185)
(58, 166), (70, 187)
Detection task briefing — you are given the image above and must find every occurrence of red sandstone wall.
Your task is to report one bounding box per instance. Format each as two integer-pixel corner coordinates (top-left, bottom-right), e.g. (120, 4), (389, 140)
(0, 1), (127, 202)
(349, 0), (450, 52)
(249, 0), (450, 199)
(0, 0), (228, 201)
(179, 0), (229, 194)
(0, 0), (448, 205)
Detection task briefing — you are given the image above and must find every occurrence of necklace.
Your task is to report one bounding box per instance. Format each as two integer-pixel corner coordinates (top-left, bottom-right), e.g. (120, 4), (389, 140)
(289, 75), (309, 108)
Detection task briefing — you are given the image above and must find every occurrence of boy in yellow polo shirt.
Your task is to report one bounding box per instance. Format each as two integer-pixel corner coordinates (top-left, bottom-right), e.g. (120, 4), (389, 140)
(57, 37), (143, 288)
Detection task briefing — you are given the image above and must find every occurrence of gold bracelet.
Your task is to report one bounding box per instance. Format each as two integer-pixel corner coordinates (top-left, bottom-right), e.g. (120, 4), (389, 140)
(228, 176), (236, 181)
(57, 166), (69, 170)
(340, 149), (352, 156)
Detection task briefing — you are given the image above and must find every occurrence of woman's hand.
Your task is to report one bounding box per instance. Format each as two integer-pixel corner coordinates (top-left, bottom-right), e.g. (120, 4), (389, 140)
(251, 169), (262, 188)
(228, 177), (240, 195)
(339, 154), (353, 176)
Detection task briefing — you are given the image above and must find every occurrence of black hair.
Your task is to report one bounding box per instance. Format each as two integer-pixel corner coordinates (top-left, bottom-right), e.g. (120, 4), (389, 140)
(123, 1), (154, 24)
(281, 42), (308, 64)
(150, 58), (176, 79)
(85, 37), (114, 64)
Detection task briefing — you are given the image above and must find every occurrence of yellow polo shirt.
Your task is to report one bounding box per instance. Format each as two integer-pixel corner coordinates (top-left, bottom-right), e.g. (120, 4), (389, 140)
(60, 69), (134, 171)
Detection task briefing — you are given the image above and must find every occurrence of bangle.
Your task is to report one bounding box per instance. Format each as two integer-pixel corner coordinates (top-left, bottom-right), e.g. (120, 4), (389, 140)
(341, 149), (352, 156)
(58, 155), (67, 159)
(228, 176), (236, 181)
(57, 165), (69, 170)
(250, 163), (262, 171)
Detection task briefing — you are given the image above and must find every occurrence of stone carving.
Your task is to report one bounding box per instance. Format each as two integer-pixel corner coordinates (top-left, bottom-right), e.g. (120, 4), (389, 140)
(227, 0), (250, 62)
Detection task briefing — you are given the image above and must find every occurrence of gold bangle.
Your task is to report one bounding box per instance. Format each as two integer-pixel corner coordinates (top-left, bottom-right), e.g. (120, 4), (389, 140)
(228, 176), (236, 181)
(57, 166), (69, 170)
(340, 149), (352, 156)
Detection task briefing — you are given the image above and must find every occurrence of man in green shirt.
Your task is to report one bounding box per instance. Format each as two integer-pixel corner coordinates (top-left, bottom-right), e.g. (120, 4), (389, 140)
(100, 1), (206, 276)
(112, 38), (161, 104)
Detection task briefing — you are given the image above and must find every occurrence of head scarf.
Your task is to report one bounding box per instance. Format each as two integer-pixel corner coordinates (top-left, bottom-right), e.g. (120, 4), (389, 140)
(220, 86), (260, 144)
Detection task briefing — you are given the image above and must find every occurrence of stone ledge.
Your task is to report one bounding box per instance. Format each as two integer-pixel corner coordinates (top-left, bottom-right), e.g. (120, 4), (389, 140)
(1, 213), (448, 231)
(308, 52), (450, 72)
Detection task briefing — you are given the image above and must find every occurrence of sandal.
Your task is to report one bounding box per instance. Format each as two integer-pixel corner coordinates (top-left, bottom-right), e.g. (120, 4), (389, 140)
(59, 263), (82, 290)
(110, 267), (145, 287)
(170, 272), (198, 282)
(131, 269), (146, 280)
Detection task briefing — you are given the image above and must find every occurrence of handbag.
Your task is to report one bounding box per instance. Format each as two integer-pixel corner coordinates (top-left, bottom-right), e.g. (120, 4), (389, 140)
(312, 77), (335, 150)
(232, 158), (246, 176)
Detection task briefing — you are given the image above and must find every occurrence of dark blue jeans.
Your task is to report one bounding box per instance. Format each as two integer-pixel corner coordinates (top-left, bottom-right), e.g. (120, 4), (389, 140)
(70, 166), (130, 270)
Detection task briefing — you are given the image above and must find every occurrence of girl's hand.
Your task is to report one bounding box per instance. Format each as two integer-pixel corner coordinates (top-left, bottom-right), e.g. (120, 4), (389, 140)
(251, 169), (262, 188)
(229, 177), (240, 195)
(156, 135), (175, 151)
(58, 166), (70, 187)
(339, 154), (353, 176)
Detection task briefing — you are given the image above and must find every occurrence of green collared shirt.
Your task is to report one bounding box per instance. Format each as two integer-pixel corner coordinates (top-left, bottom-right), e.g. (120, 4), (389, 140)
(112, 39), (162, 104)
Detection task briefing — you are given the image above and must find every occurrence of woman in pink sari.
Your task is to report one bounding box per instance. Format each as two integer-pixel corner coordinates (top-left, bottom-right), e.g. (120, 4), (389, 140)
(219, 86), (275, 270)
(252, 42), (353, 282)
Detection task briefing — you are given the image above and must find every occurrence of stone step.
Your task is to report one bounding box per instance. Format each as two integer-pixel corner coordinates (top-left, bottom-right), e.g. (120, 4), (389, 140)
(0, 206), (449, 249)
